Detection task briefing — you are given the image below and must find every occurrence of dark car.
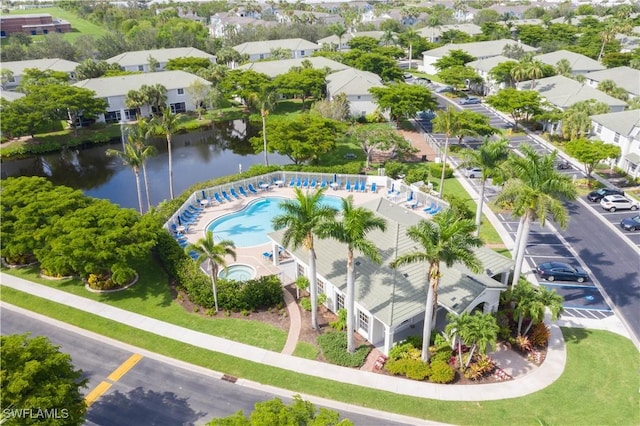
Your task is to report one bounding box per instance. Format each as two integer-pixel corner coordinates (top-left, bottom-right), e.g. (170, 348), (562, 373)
(620, 214), (640, 231)
(435, 86), (454, 93)
(587, 187), (624, 202)
(536, 262), (588, 283)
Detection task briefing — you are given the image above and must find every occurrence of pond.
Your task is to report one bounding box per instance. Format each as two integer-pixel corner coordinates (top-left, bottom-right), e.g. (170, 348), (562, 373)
(1, 120), (289, 210)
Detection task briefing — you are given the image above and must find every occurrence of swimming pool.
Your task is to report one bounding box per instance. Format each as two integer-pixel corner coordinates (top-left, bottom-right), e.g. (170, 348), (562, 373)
(207, 195), (344, 248)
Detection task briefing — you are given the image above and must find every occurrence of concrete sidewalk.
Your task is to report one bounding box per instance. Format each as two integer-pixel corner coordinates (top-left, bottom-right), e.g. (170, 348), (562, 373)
(2, 272), (567, 402)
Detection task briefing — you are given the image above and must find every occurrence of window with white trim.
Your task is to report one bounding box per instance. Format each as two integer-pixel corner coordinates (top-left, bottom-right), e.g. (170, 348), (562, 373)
(297, 264), (305, 277)
(138, 65), (144, 71)
(317, 279), (325, 295)
(177, 88), (184, 95)
(614, 133), (620, 143)
(358, 310), (369, 332)
(336, 293), (344, 311)
(596, 123), (602, 134)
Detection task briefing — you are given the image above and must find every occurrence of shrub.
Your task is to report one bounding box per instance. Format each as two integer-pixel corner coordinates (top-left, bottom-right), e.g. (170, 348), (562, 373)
(383, 160), (406, 179)
(405, 166), (431, 184)
(515, 334), (532, 353)
(430, 346), (453, 364)
(110, 264), (135, 286)
(385, 358), (430, 380)
(429, 360), (456, 384)
(317, 332), (371, 368)
(443, 193), (474, 220)
(463, 355), (496, 380)
(530, 322), (551, 347)
(385, 358), (413, 375)
(428, 162), (454, 179)
(329, 309), (347, 331)
(87, 273), (116, 290)
(300, 297), (311, 311)
(389, 342), (421, 361)
(217, 275), (284, 312)
(404, 335), (423, 350)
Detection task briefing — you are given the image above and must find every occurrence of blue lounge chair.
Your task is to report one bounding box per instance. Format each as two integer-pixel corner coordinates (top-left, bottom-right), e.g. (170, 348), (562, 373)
(248, 183), (258, 194)
(214, 193), (224, 204)
(189, 251), (199, 260)
(262, 251), (273, 260)
(423, 202), (436, 213)
(345, 181), (352, 192)
(430, 206), (443, 215)
(288, 177), (296, 187)
(406, 192), (414, 203)
(238, 186), (249, 197)
(295, 178), (302, 187)
(370, 182), (377, 193)
(230, 188), (241, 199)
(320, 180), (327, 189)
(302, 178), (309, 188)
(359, 181), (367, 192)
(221, 191), (233, 202)
(309, 179), (317, 189)
(407, 199), (420, 209)
(387, 184), (395, 195)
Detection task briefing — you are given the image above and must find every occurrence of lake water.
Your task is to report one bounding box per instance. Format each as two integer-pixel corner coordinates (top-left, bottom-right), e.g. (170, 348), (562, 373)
(1, 120), (288, 210)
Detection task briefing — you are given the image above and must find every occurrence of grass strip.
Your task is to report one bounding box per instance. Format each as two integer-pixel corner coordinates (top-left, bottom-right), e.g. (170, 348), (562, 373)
(2, 287), (638, 426)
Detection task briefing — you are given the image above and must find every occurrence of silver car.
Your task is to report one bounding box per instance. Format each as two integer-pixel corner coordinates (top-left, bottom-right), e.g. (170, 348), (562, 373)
(600, 194), (640, 212)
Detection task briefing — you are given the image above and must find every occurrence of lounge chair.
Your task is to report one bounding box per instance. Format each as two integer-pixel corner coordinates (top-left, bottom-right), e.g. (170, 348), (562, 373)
(302, 178), (309, 188)
(238, 186), (249, 197)
(387, 184), (395, 195)
(405, 192), (414, 203)
(248, 183), (258, 194)
(319, 180), (327, 189)
(429, 206), (443, 215)
(359, 181), (367, 192)
(221, 191), (233, 202)
(262, 251), (273, 260)
(214, 193), (224, 204)
(288, 177), (296, 187)
(309, 179), (317, 189)
(188, 251), (199, 260)
(345, 181), (352, 192)
(423, 202), (436, 213)
(370, 182), (377, 193)
(295, 178), (302, 187)
(230, 188), (241, 199)
(407, 199), (420, 209)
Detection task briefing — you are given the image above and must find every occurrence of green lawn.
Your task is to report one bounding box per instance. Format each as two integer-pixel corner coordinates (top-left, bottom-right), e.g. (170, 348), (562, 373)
(1, 257), (287, 352)
(1, 287), (637, 425)
(2, 7), (108, 42)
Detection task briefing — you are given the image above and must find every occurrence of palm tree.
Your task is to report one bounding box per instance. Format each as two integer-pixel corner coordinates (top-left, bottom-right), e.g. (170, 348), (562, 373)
(390, 209), (483, 362)
(444, 311), (474, 369)
(127, 119), (156, 211)
(382, 29), (395, 47)
(511, 280), (563, 336)
(153, 107), (183, 200)
(186, 231), (236, 313)
(459, 139), (510, 236)
(329, 22), (347, 51)
(462, 311), (499, 368)
(248, 85), (279, 166)
(404, 28), (420, 70)
(555, 59), (572, 77)
(510, 60), (528, 86)
(106, 140), (145, 214)
(494, 145), (577, 287)
(317, 196), (386, 353)
(526, 59), (545, 90)
(598, 21), (618, 61)
(140, 83), (167, 116)
(272, 187), (338, 330)
(432, 106), (462, 198)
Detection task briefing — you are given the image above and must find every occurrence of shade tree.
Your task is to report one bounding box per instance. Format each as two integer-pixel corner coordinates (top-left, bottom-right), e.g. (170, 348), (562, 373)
(369, 84), (437, 128)
(349, 124), (417, 169)
(485, 88), (544, 130)
(565, 138), (621, 178)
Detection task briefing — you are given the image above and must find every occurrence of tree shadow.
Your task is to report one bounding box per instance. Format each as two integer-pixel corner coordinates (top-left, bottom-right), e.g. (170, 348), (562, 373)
(560, 326), (592, 344)
(87, 387), (206, 426)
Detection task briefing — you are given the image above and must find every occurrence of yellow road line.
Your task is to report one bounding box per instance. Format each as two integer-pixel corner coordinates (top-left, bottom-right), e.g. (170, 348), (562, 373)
(107, 353), (143, 382)
(84, 353), (143, 407)
(85, 381), (112, 407)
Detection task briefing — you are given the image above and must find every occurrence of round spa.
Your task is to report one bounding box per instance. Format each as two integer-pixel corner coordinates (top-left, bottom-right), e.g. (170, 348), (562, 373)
(218, 264), (257, 281)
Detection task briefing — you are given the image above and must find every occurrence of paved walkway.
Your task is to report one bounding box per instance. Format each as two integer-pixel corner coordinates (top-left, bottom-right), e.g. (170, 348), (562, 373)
(2, 272), (567, 402)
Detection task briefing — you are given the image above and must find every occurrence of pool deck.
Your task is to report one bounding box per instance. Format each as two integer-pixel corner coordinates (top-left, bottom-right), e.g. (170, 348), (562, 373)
(180, 184), (435, 283)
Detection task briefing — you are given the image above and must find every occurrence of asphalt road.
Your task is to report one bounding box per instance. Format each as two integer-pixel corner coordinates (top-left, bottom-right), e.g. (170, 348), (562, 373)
(0, 306), (418, 426)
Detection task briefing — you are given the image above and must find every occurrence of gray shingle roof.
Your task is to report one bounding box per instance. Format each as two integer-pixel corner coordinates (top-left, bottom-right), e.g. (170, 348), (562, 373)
(0, 90), (25, 102)
(268, 197), (511, 327)
(584, 66), (640, 97)
(233, 38), (319, 55)
(317, 31), (385, 45)
(238, 57), (350, 78)
(422, 39), (536, 59)
(1, 58), (80, 75)
(517, 75), (628, 110)
(591, 110), (640, 137)
(106, 47), (214, 66)
(416, 23), (482, 39)
(466, 55), (513, 73)
(72, 70), (211, 98)
(326, 68), (384, 96)
(534, 50), (606, 73)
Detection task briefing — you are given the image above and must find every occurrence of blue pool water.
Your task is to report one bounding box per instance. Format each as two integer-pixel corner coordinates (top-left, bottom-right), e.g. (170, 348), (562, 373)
(207, 195), (344, 247)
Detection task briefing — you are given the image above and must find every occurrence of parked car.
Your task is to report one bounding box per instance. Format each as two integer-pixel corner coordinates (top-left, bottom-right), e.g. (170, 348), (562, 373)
(464, 167), (483, 178)
(587, 187), (624, 202)
(620, 214), (640, 231)
(403, 73), (413, 80)
(600, 194), (640, 212)
(415, 77), (431, 84)
(436, 86), (454, 93)
(460, 97), (481, 105)
(536, 262), (588, 283)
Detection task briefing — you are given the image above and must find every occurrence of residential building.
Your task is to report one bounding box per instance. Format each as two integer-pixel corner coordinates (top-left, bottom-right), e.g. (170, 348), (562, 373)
(238, 57), (350, 78)
(591, 110), (640, 179)
(233, 38), (320, 62)
(275, 10), (343, 26)
(1, 58), (80, 90)
(416, 23), (482, 43)
(420, 39), (536, 75)
(208, 12), (277, 39)
(317, 30), (385, 51)
(0, 14), (71, 37)
(326, 68), (384, 117)
(466, 55), (513, 95)
(534, 50), (606, 75)
(0, 90), (25, 102)
(268, 198), (512, 355)
(73, 70), (211, 123)
(106, 47), (215, 73)
(583, 67), (640, 100)
(516, 75), (628, 112)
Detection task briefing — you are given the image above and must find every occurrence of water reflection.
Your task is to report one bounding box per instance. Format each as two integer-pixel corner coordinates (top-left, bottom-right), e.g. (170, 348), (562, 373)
(1, 120), (286, 209)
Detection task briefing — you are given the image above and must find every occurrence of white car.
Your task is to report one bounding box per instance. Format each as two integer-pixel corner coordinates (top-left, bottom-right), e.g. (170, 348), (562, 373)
(464, 167), (483, 178)
(600, 194), (640, 212)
